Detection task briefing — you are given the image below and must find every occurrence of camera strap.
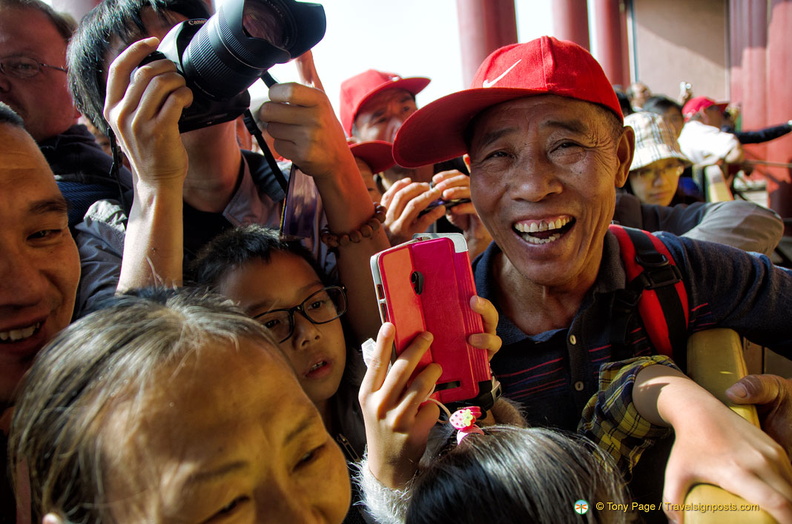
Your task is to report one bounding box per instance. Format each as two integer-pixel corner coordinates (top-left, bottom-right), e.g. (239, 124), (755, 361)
(242, 108), (288, 194)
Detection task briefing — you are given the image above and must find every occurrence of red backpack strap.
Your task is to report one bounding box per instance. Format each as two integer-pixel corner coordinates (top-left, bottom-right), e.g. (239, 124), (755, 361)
(609, 225), (689, 358)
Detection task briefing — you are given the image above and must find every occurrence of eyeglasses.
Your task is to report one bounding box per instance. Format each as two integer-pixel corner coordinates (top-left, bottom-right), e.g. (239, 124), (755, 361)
(0, 56), (67, 79)
(631, 163), (685, 180)
(253, 286), (347, 343)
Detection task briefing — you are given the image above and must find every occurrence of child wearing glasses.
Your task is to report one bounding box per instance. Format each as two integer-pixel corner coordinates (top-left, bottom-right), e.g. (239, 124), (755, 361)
(190, 224), (506, 523)
(192, 226), (366, 461)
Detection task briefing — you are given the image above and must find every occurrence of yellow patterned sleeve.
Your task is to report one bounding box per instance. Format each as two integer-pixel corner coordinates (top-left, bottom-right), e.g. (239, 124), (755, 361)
(578, 355), (680, 474)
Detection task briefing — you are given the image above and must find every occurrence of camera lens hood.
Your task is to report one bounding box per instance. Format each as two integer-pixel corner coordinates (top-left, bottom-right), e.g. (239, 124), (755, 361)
(181, 0), (326, 100)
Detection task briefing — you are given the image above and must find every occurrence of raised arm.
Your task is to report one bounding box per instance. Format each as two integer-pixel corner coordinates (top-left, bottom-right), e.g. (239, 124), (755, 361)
(616, 192), (784, 255)
(104, 37), (190, 292)
(259, 82), (390, 343)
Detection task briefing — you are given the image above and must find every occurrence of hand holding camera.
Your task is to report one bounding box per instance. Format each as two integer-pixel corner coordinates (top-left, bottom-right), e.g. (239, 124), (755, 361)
(106, 37), (191, 188)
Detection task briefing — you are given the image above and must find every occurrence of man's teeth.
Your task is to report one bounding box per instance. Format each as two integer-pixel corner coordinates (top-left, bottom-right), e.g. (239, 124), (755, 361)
(0, 322), (41, 342)
(309, 361), (326, 372)
(514, 217), (571, 233)
(521, 232), (562, 244)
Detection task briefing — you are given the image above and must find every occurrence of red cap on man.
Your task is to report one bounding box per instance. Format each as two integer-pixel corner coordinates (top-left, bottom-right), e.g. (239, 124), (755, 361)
(682, 96), (728, 121)
(393, 36), (623, 168)
(340, 69), (430, 137)
(349, 140), (395, 174)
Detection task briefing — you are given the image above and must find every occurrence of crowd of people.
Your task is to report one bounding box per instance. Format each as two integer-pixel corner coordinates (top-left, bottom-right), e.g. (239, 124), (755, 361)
(1, 0), (792, 523)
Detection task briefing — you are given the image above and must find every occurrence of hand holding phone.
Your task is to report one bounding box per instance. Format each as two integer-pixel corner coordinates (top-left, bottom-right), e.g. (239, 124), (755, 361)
(370, 233), (497, 409)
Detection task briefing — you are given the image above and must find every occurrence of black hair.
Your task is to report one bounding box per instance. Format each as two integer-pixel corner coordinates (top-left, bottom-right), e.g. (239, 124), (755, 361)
(615, 90), (634, 116)
(642, 95), (682, 116)
(0, 102), (25, 127)
(406, 425), (631, 524)
(190, 224), (329, 288)
(66, 0), (211, 134)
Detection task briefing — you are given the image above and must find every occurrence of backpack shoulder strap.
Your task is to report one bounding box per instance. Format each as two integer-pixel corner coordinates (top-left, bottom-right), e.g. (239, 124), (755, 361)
(609, 224), (689, 358)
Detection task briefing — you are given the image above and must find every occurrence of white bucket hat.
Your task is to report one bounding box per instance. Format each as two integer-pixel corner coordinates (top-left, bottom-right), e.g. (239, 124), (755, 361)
(626, 111), (690, 171)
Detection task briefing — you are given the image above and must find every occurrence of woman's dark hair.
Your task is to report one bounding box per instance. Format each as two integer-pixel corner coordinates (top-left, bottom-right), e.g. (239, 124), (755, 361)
(406, 425), (631, 524)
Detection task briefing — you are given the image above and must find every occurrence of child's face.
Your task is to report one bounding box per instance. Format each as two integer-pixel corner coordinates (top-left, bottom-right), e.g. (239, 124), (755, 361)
(103, 338), (351, 523)
(216, 252), (347, 409)
(355, 157), (383, 202)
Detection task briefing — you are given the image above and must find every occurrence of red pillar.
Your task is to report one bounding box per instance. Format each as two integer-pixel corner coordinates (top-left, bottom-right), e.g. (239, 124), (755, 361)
(591, 0), (627, 86)
(552, 0), (591, 50)
(456, 0), (518, 88)
(728, 0), (747, 109)
(729, 1), (770, 171)
(745, 1), (768, 156)
(766, 0), (792, 233)
(619, 2), (630, 84)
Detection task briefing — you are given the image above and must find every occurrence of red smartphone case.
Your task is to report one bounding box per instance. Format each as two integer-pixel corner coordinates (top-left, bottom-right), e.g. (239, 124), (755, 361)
(370, 234), (490, 404)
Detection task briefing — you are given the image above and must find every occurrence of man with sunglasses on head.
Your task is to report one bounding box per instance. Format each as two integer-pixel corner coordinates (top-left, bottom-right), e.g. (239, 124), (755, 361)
(0, 0), (133, 229)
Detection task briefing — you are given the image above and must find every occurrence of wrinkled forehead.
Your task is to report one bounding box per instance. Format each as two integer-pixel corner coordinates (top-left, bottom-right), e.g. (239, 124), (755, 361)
(466, 95), (616, 147)
(0, 6), (69, 53)
(107, 336), (296, 434)
(98, 337), (309, 484)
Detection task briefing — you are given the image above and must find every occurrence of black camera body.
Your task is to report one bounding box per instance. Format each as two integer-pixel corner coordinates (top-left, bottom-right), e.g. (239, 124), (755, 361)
(143, 0), (326, 133)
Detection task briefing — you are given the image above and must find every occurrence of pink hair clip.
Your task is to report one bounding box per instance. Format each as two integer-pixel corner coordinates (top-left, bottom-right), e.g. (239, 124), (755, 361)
(450, 406), (485, 444)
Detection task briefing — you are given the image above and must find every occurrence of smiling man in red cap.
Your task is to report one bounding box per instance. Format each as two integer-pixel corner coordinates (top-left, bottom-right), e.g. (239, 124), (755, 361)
(340, 69), (444, 188)
(393, 35), (792, 523)
(341, 68), (477, 184)
(341, 69), (491, 255)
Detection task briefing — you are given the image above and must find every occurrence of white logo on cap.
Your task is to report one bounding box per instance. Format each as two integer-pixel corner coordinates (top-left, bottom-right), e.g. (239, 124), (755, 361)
(482, 59), (522, 88)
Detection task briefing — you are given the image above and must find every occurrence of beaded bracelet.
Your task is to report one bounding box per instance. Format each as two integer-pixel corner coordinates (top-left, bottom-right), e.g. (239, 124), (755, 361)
(320, 203), (387, 248)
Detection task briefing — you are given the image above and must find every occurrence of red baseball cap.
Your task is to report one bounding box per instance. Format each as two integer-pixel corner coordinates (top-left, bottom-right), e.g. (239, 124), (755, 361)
(393, 36), (623, 168)
(340, 69), (431, 136)
(349, 140), (395, 174)
(682, 96), (728, 120)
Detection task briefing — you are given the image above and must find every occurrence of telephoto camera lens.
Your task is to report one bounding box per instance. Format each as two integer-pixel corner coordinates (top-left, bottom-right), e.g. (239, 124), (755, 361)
(181, 0), (325, 101)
